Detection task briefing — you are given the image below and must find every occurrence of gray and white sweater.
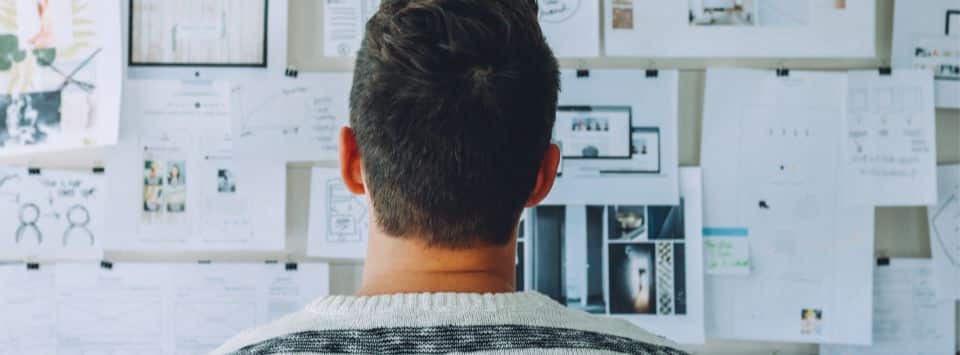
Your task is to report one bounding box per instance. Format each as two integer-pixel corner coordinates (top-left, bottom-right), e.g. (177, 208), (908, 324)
(212, 292), (688, 355)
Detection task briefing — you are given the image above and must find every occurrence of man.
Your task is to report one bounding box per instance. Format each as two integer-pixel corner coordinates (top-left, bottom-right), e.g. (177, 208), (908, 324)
(214, 0), (686, 354)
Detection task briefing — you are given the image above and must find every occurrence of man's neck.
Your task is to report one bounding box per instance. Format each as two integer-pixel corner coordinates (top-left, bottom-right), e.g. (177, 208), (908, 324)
(357, 229), (517, 296)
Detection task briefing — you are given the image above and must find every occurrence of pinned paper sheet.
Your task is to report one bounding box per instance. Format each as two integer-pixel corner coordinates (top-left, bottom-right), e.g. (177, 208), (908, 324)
(524, 168), (705, 344)
(307, 167), (370, 259)
(0, 167), (104, 261)
(106, 80), (286, 252)
(605, 0), (874, 57)
(538, 0), (600, 57)
(0, 0), (122, 157)
(703, 228), (750, 275)
(892, 0), (960, 108)
(842, 70), (937, 206)
(821, 259), (956, 355)
(544, 70), (680, 206)
(930, 164), (960, 301)
(0, 262), (330, 355)
(702, 69), (874, 345)
(323, 0), (381, 57)
(233, 73), (353, 162)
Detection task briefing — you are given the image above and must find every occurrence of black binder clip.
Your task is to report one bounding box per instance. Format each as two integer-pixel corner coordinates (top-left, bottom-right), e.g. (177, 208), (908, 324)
(26, 262), (40, 270)
(776, 68), (790, 77)
(576, 69), (590, 78)
(645, 69), (659, 78)
(285, 262), (299, 271)
(876, 257), (890, 266)
(28, 167), (41, 175)
(878, 67), (892, 76)
(100, 260), (113, 270)
(92, 167), (105, 174)
(285, 67), (299, 78)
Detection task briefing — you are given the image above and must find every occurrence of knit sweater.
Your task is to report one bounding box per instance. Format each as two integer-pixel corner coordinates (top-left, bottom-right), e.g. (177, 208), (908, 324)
(211, 292), (688, 355)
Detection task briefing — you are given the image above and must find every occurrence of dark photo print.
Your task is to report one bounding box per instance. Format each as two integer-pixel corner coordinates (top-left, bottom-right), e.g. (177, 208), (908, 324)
(609, 243), (656, 314)
(0, 91), (62, 147)
(608, 205), (647, 241)
(609, 242), (687, 315)
(648, 199), (685, 240)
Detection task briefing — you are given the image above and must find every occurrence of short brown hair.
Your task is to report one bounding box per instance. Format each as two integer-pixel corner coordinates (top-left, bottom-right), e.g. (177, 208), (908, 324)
(349, 0), (559, 248)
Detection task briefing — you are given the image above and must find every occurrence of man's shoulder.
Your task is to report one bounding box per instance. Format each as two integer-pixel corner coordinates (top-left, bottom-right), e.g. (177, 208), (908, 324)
(211, 293), (687, 355)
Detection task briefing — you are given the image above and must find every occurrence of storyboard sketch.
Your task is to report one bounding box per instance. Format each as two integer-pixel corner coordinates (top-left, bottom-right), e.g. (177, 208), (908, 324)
(233, 73), (353, 162)
(930, 164), (960, 301)
(323, 0), (381, 58)
(0, 0), (122, 157)
(892, 0), (960, 109)
(307, 167), (369, 259)
(605, 0), (875, 58)
(106, 80), (286, 251)
(820, 259), (957, 355)
(538, 0), (600, 58)
(129, 0), (267, 66)
(842, 69), (937, 206)
(0, 262), (330, 355)
(544, 69), (679, 206)
(0, 167), (103, 261)
(522, 168), (704, 344)
(701, 69), (874, 345)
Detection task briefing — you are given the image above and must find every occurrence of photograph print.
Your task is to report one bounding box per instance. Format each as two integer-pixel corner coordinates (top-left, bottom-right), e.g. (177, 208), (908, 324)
(608, 242), (686, 315)
(0, 0), (110, 152)
(163, 160), (186, 213)
(217, 168), (236, 194)
(608, 205), (647, 241)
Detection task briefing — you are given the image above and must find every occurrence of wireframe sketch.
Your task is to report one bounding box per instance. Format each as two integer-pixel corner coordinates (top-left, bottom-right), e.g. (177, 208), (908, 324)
(326, 178), (367, 243)
(0, 168), (102, 253)
(0, 0), (113, 154)
(130, 0), (267, 66)
(689, 0), (811, 27)
(932, 192), (960, 267)
(539, 0), (580, 23)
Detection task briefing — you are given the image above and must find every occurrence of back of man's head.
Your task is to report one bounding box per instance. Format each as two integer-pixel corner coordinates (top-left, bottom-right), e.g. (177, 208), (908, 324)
(350, 0), (560, 248)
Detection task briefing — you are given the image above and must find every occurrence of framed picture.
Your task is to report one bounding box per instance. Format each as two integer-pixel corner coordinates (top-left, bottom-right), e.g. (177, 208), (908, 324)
(129, 0), (268, 67)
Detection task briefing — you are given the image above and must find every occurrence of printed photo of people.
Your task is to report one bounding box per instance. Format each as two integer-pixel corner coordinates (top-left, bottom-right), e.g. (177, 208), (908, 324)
(608, 205), (647, 241)
(801, 309), (823, 335)
(164, 161), (186, 213)
(217, 169), (236, 194)
(143, 160), (164, 212)
(570, 117), (610, 132)
(608, 242), (687, 315)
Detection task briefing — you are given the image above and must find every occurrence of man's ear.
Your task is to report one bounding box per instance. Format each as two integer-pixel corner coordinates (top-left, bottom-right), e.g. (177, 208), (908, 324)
(339, 127), (366, 195)
(525, 143), (561, 207)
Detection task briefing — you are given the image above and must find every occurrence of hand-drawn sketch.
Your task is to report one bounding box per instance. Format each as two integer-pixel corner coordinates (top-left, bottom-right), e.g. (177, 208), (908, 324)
(0, 0), (121, 156)
(325, 178), (367, 243)
(307, 168), (370, 259)
(540, 0), (581, 23)
(0, 167), (103, 259)
(130, 0), (267, 66)
(234, 73), (352, 162)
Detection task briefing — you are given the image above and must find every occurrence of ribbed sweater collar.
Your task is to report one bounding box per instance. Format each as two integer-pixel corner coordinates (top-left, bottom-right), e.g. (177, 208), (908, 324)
(307, 291), (557, 315)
